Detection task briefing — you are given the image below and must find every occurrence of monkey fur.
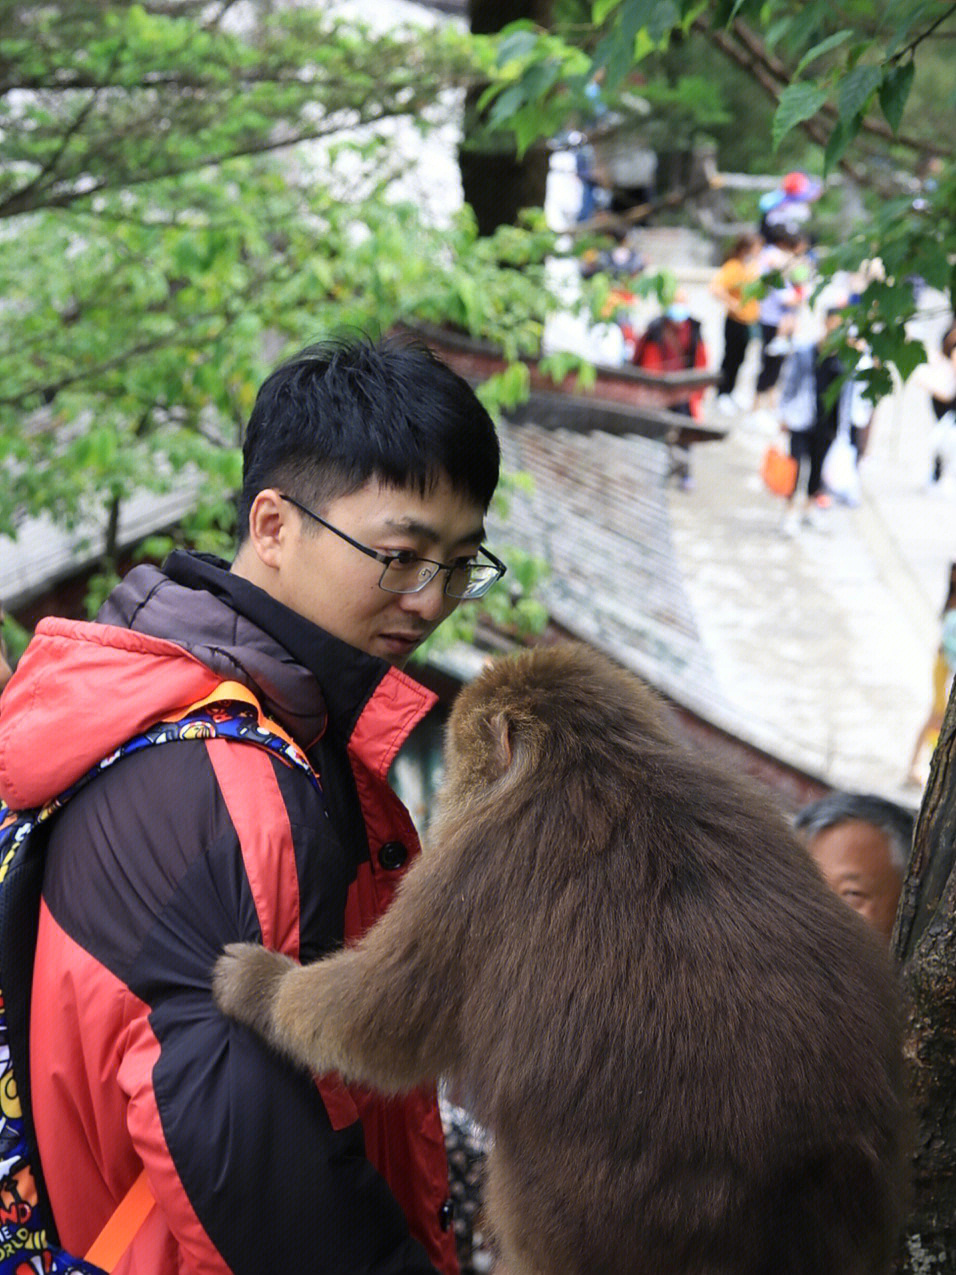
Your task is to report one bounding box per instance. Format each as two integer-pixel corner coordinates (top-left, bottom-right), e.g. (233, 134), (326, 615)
(214, 642), (908, 1275)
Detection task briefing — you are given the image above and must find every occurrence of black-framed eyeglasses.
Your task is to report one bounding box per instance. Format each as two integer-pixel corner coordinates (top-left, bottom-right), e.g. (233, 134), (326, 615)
(279, 494), (507, 600)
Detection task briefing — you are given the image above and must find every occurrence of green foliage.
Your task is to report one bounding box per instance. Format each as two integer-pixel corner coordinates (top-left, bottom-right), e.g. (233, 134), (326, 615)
(815, 161), (956, 396)
(1, 1), (562, 641)
(476, 26), (591, 157)
(1, 609), (30, 666)
(83, 569), (122, 619)
(0, 2), (477, 544)
(406, 207), (563, 364)
(479, 0), (955, 386)
(878, 60), (916, 133)
(635, 74), (733, 148)
(648, 36), (812, 173)
(414, 470), (552, 660)
(0, 2), (477, 217)
(772, 81), (829, 151)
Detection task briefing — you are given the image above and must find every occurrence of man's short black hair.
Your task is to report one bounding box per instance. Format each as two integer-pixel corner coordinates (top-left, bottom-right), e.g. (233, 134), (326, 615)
(794, 792), (915, 873)
(237, 336), (501, 540)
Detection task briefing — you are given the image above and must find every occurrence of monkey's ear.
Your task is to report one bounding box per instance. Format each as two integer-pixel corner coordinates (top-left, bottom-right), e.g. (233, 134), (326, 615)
(488, 711), (513, 773)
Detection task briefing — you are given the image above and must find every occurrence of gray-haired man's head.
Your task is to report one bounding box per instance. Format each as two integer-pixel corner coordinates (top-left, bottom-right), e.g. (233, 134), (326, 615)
(795, 792), (914, 943)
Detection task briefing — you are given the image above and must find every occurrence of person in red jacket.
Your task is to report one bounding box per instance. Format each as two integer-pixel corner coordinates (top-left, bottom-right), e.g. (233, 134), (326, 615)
(633, 294), (710, 489)
(0, 337), (506, 1275)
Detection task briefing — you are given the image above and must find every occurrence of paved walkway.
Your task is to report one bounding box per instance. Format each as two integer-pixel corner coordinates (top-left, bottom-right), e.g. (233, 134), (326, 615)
(665, 276), (954, 806)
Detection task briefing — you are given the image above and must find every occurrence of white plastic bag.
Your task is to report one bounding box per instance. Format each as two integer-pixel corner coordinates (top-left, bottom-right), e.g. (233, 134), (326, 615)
(822, 432), (861, 506)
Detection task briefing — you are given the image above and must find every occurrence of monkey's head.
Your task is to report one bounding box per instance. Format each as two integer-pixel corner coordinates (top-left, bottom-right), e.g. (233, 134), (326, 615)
(442, 642), (677, 810)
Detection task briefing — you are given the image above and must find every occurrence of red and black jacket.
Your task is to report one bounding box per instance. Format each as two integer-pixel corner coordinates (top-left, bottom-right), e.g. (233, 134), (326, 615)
(632, 316), (709, 419)
(0, 552), (457, 1275)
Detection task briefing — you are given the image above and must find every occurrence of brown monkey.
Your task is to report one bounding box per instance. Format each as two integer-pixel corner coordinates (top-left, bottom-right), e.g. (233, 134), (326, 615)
(214, 642), (908, 1275)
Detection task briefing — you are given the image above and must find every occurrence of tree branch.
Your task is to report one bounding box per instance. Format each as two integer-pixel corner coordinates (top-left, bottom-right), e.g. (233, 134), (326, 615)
(694, 15), (955, 200)
(5, 79), (110, 211)
(202, 0), (242, 30)
(0, 253), (302, 409)
(0, 332), (178, 408)
(0, 63), (356, 94)
(0, 94), (450, 218)
(888, 0), (956, 63)
(726, 17), (956, 161)
(697, 19), (872, 187)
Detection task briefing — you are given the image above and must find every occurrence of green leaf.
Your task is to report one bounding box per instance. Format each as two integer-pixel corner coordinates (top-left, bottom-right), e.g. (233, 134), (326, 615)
(487, 83), (527, 129)
(710, 0), (751, 26)
(822, 114), (858, 175)
(677, 0), (709, 32)
(648, 1), (679, 43)
(795, 29), (853, 76)
(496, 27), (539, 68)
(763, 15), (792, 50)
(774, 1), (829, 56)
(772, 81), (828, 150)
(594, 0), (659, 85)
(521, 59), (562, 103)
(514, 110), (548, 157)
(878, 60), (915, 133)
(837, 64), (882, 124)
(890, 336), (930, 384)
(593, 0), (624, 23)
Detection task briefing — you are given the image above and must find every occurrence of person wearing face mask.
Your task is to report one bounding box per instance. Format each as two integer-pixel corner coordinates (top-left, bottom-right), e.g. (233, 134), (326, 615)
(709, 232), (763, 411)
(632, 291), (709, 489)
(752, 229), (812, 417)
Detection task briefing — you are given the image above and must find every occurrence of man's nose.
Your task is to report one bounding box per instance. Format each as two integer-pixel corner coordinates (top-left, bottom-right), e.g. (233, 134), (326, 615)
(397, 572), (451, 621)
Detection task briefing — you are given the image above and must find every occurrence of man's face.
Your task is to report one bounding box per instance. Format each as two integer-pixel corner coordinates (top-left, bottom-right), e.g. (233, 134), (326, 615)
(247, 474), (487, 669)
(806, 819), (903, 942)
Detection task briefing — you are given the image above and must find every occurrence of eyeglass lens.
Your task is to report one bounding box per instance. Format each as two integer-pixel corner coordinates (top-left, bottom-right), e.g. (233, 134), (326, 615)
(380, 558), (498, 599)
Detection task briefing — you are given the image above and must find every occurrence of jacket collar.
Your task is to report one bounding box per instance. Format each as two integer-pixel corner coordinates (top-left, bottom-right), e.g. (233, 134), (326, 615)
(93, 551), (438, 755)
(0, 552), (438, 812)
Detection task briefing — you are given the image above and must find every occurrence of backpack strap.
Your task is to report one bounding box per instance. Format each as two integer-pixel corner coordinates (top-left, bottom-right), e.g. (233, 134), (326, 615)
(0, 682), (322, 1273)
(1, 683), (320, 854)
(169, 679), (302, 753)
(84, 1169), (154, 1270)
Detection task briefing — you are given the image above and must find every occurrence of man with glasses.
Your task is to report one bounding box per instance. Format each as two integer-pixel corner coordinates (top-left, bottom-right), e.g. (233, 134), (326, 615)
(0, 338), (504, 1274)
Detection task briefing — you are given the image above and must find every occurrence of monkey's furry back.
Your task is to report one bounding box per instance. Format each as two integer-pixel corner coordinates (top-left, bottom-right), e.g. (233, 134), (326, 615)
(214, 642), (907, 1275)
(432, 643), (907, 1275)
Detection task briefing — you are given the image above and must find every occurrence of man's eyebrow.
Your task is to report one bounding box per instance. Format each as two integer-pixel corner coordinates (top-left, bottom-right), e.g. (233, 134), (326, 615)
(381, 517), (486, 545)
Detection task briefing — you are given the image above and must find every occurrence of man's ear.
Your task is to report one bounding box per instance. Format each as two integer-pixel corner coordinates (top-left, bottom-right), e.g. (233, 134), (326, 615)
(245, 489), (290, 571)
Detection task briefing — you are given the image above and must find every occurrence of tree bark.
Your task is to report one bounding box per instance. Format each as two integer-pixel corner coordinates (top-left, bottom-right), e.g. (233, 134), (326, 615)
(893, 684), (956, 1272)
(459, 0), (553, 236)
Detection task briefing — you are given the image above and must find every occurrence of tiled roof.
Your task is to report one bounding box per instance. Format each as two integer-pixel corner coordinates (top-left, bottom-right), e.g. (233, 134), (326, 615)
(488, 418), (720, 709)
(1, 485), (200, 610)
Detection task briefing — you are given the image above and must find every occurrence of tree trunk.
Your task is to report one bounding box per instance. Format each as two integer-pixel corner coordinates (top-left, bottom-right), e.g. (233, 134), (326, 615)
(893, 684), (956, 1272)
(103, 494), (121, 569)
(459, 0), (553, 237)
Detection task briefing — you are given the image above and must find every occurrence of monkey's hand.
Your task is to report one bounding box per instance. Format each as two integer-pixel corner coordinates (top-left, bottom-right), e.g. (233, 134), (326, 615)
(212, 942), (297, 1052)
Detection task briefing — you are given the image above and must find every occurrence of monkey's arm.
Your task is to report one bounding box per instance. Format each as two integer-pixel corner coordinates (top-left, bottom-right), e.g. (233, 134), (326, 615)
(213, 858), (469, 1091)
(212, 944), (303, 1058)
(213, 943), (380, 1079)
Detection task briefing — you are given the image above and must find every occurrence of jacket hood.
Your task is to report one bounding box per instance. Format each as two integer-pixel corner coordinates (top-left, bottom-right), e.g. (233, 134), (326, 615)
(0, 616), (230, 810)
(0, 556), (435, 812)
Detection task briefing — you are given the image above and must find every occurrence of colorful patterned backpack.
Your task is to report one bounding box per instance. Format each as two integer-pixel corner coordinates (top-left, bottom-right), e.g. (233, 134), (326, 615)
(0, 683), (320, 1273)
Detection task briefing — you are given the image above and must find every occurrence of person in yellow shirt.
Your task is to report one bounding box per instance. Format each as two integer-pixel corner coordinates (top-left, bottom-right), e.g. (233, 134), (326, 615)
(907, 563), (956, 788)
(710, 232), (763, 411)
